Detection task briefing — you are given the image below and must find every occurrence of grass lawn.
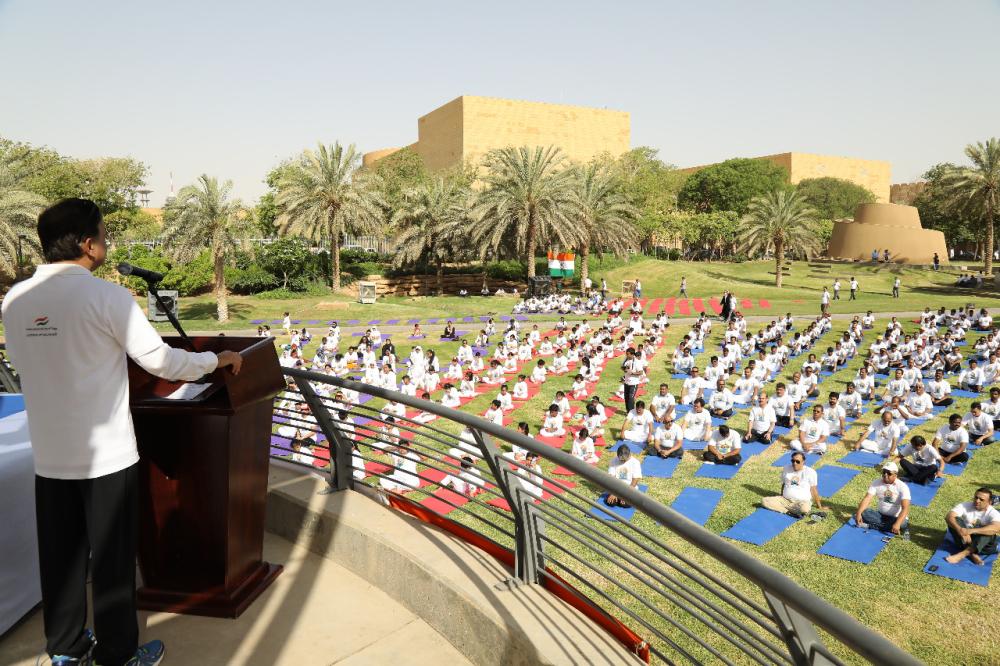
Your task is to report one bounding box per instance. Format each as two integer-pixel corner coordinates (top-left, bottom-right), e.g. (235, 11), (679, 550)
(5, 257), (987, 338)
(278, 307), (1000, 664)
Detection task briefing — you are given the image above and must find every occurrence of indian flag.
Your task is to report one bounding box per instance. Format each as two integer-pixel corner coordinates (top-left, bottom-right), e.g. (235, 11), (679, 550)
(547, 251), (575, 277)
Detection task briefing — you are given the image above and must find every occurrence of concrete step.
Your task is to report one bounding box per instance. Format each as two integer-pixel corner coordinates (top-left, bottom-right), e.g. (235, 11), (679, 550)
(0, 532), (471, 666)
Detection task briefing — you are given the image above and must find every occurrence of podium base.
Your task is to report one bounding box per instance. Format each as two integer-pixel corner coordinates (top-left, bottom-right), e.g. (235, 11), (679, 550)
(138, 562), (283, 618)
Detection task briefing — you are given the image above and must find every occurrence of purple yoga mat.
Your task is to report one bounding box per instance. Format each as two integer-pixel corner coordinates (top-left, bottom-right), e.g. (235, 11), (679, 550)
(368, 319), (381, 325)
(426, 318), (439, 324)
(386, 319), (400, 325)
(407, 319), (421, 324)
(251, 319), (264, 324)
(347, 319), (360, 325)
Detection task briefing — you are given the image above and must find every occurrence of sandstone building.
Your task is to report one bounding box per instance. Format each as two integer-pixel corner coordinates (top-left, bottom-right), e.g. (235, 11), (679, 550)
(679, 152), (892, 203)
(362, 96), (631, 171)
(827, 202), (947, 264)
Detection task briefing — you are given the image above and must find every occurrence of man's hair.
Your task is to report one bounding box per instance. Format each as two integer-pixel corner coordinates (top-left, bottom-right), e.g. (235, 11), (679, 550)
(37, 198), (103, 262)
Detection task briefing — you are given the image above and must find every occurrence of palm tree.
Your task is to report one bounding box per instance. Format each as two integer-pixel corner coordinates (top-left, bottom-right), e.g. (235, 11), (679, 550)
(569, 161), (640, 287)
(0, 153), (46, 278)
(391, 177), (468, 295)
(739, 190), (820, 287)
(274, 143), (385, 291)
(472, 146), (579, 279)
(161, 175), (245, 322)
(939, 138), (1000, 276)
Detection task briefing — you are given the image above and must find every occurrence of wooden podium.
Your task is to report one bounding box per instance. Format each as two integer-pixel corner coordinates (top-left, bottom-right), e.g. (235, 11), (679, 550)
(128, 336), (286, 618)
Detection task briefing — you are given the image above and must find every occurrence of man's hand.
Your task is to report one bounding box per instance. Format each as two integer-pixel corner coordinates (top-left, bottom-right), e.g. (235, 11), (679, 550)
(217, 350), (243, 375)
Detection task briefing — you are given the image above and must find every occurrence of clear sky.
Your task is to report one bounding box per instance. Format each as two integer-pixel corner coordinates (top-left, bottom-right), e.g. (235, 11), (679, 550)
(2, 0), (997, 206)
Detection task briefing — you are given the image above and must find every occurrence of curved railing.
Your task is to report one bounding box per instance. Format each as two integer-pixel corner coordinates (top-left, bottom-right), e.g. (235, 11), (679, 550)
(271, 367), (920, 666)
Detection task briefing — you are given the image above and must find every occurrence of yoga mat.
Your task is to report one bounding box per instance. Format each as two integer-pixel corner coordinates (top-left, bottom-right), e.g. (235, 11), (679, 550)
(695, 462), (742, 480)
(618, 439), (648, 454)
(951, 389), (981, 398)
(816, 465), (861, 497)
(722, 508), (799, 545)
(740, 441), (771, 457)
(682, 438), (709, 450)
(838, 450), (887, 467)
(923, 534), (997, 586)
(772, 425), (793, 436)
(943, 460), (968, 476)
(0, 394), (25, 419)
(536, 434), (568, 448)
(670, 487), (723, 525)
(671, 372), (691, 379)
(641, 455), (681, 479)
(386, 319), (400, 325)
(907, 477), (944, 507)
(421, 486), (469, 515)
(772, 451), (822, 468)
(818, 519), (893, 564)
(590, 484), (649, 522)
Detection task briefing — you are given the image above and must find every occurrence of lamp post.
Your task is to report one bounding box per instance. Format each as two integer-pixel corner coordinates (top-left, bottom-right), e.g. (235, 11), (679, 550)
(15, 234), (26, 281)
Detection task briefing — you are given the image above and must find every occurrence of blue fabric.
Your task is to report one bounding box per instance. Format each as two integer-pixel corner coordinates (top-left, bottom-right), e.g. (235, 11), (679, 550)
(709, 415), (730, 427)
(923, 534), (997, 586)
(838, 450), (887, 468)
(695, 462), (742, 480)
(670, 372), (690, 379)
(772, 425), (793, 436)
(0, 394), (25, 419)
(818, 519), (893, 563)
(617, 439), (647, 454)
(952, 388), (981, 398)
(815, 465), (861, 497)
(590, 485), (648, 522)
(907, 477), (944, 507)
(740, 441), (771, 457)
(641, 456), (681, 478)
(682, 438), (708, 450)
(670, 487), (723, 525)
(722, 508), (799, 545)
(943, 460), (968, 476)
(772, 451), (822, 468)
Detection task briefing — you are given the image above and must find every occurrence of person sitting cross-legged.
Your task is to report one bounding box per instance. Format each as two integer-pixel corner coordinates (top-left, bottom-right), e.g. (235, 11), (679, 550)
(762, 451), (825, 517)
(963, 402), (995, 446)
(854, 462), (911, 535)
(896, 435), (943, 486)
(744, 392), (777, 444)
(703, 424), (742, 465)
(944, 488), (1000, 565)
(794, 405), (830, 455)
(934, 414), (971, 464)
(649, 413), (684, 458)
(606, 445), (643, 508)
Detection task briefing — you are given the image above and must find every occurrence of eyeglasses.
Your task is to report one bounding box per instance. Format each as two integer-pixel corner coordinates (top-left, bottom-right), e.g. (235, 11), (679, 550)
(791, 459), (804, 465)
(881, 470), (896, 476)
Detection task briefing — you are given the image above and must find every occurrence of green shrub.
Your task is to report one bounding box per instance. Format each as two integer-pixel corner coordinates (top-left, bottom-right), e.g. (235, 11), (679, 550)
(160, 251), (214, 296)
(229, 264), (279, 294)
(100, 244), (171, 295)
(486, 259), (525, 281)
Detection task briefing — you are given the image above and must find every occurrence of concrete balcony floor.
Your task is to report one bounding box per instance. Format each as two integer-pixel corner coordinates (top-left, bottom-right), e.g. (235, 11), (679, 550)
(0, 532), (470, 666)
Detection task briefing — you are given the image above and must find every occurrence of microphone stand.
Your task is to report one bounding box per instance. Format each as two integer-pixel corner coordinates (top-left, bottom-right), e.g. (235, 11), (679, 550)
(148, 282), (196, 352)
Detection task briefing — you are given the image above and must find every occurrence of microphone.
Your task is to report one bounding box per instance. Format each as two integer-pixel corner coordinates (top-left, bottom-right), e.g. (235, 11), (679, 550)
(118, 262), (164, 284)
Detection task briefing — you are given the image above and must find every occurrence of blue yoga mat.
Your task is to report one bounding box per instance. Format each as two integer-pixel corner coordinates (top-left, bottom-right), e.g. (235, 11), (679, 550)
(816, 465), (861, 497)
(773, 425), (793, 436)
(772, 451), (821, 468)
(951, 388), (981, 398)
(943, 460), (968, 476)
(695, 462), (742, 480)
(641, 456), (681, 478)
(722, 508), (799, 545)
(617, 439), (647, 454)
(671, 372), (690, 379)
(740, 441), (771, 457)
(710, 415), (731, 427)
(0, 394), (26, 419)
(590, 484), (649, 522)
(818, 519), (893, 564)
(923, 534), (997, 586)
(838, 450), (887, 468)
(908, 477), (944, 507)
(670, 487), (723, 526)
(682, 438), (709, 450)
(386, 319), (400, 325)
(819, 370), (835, 377)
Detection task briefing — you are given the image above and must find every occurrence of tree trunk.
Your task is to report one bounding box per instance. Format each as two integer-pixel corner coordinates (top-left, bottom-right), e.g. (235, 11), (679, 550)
(526, 216), (537, 279)
(436, 260), (444, 296)
(214, 251), (229, 322)
(985, 202), (994, 277)
(580, 243), (590, 291)
(775, 240), (784, 288)
(330, 219), (341, 291)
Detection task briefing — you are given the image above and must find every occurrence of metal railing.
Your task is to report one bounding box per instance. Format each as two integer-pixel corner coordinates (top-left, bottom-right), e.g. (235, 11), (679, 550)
(271, 367), (920, 666)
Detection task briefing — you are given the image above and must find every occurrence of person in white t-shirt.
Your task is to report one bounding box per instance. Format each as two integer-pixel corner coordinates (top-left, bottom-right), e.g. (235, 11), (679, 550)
(983, 387), (1000, 431)
(441, 457), (485, 497)
(926, 370), (954, 407)
(379, 440), (422, 493)
(707, 378), (735, 418)
(770, 383), (794, 428)
(839, 383), (863, 418)
(822, 392), (847, 437)
(794, 406), (830, 454)
(703, 424), (742, 465)
(944, 488), (1000, 565)
(933, 415), (971, 464)
(762, 452), (824, 516)
(682, 399), (712, 442)
(959, 359), (985, 393)
(650, 383), (676, 423)
(651, 414), (684, 458)
(854, 462), (910, 534)
(571, 427), (600, 464)
(539, 404), (566, 437)
(744, 392), (777, 444)
(904, 383), (934, 420)
(963, 402), (995, 445)
(896, 435), (943, 485)
(680, 367), (705, 405)
(622, 400), (655, 444)
(606, 445), (643, 507)
(857, 410), (902, 456)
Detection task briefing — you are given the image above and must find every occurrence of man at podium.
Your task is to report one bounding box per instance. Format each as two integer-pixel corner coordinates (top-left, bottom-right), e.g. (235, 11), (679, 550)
(2, 199), (243, 666)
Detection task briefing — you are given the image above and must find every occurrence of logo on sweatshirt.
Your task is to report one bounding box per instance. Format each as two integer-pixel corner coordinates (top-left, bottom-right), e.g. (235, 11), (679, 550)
(27, 315), (57, 338)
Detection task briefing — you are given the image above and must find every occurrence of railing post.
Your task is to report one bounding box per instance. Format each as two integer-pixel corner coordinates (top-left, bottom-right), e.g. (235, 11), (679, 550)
(292, 375), (352, 492)
(472, 428), (544, 585)
(763, 591), (843, 666)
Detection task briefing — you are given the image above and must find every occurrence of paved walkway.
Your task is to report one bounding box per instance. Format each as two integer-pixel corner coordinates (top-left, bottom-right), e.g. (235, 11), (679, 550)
(0, 532), (470, 666)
